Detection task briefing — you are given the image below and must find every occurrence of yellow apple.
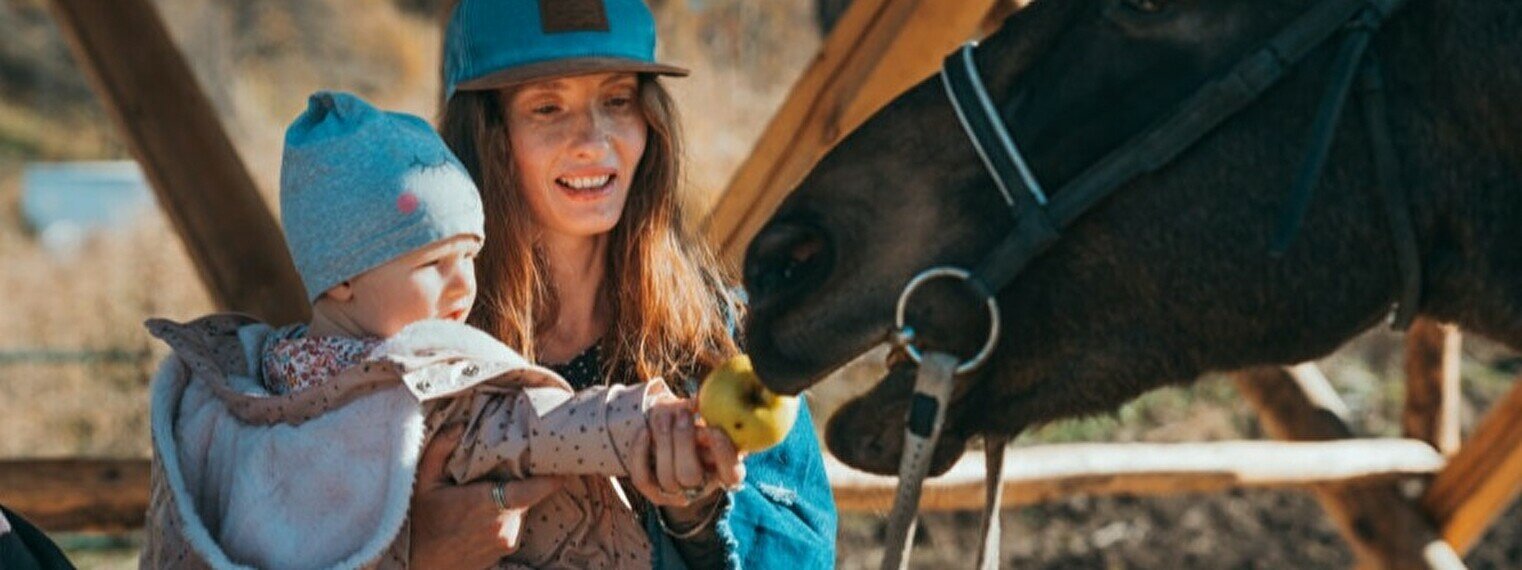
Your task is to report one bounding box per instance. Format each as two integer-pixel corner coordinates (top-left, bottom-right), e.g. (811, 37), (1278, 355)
(697, 354), (800, 453)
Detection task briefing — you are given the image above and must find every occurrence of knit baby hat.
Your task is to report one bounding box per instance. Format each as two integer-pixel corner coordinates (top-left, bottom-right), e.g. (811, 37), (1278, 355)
(279, 91), (485, 302)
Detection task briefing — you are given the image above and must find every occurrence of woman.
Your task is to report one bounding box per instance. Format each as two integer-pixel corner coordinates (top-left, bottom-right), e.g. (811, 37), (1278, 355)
(409, 0), (838, 568)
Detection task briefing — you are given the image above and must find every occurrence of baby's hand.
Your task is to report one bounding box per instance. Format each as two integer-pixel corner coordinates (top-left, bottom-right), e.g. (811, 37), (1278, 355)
(634, 381), (745, 506)
(638, 393), (706, 505)
(694, 421), (745, 491)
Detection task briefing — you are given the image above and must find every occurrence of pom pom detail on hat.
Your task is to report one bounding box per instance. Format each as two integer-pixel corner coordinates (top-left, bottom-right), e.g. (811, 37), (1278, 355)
(396, 193), (419, 215)
(279, 91), (485, 302)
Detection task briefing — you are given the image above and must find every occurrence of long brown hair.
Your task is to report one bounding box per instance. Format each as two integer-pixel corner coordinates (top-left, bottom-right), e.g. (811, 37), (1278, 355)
(438, 76), (739, 390)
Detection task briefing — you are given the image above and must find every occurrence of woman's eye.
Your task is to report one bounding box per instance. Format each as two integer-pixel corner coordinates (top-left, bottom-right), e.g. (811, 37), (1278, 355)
(531, 103), (561, 115)
(606, 95), (634, 109)
(1123, 0), (1167, 13)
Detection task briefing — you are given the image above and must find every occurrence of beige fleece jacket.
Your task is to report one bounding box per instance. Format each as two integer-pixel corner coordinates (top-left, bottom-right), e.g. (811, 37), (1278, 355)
(140, 314), (663, 569)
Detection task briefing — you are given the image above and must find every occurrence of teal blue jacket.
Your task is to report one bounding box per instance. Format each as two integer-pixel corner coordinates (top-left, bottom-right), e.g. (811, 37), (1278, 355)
(649, 400), (837, 569)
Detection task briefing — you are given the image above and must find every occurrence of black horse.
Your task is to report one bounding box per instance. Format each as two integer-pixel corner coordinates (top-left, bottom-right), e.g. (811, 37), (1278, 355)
(741, 0), (1522, 476)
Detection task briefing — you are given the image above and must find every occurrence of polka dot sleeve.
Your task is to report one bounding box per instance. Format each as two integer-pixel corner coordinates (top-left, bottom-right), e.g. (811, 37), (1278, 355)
(445, 381), (667, 479)
(521, 382), (666, 476)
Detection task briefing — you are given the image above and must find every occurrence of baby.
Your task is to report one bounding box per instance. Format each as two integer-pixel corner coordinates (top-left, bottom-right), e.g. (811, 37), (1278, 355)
(141, 92), (710, 569)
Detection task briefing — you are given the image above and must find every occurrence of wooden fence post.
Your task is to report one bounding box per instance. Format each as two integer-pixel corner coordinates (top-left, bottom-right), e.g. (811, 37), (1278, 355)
(46, 0), (309, 324)
(0, 459), (150, 532)
(1403, 319), (1462, 456)
(1234, 365), (1464, 570)
(1422, 379), (1522, 555)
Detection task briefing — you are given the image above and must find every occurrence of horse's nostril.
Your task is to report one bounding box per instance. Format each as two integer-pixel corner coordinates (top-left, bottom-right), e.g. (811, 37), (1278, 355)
(864, 435), (888, 458)
(744, 221), (831, 300)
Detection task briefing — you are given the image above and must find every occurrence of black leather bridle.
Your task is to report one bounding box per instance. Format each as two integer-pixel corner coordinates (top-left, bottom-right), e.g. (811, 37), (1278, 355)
(877, 5), (1423, 566)
(891, 0), (1422, 378)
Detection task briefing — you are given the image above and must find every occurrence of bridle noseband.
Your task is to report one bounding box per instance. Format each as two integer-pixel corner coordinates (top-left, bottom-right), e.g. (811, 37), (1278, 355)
(879, 1), (1420, 568)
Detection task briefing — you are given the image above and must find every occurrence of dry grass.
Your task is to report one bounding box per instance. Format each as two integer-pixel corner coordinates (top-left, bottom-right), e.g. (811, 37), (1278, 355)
(0, 165), (214, 458)
(0, 99), (114, 160)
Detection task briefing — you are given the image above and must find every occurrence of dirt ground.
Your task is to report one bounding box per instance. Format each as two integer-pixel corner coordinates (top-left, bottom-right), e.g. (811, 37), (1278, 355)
(818, 335), (1522, 569)
(39, 337), (1522, 569)
(838, 490), (1522, 569)
(54, 477), (1522, 569)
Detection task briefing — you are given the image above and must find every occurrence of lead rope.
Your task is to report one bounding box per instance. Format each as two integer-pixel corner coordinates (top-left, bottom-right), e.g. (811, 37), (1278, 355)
(881, 352), (959, 570)
(977, 435), (1009, 570)
(879, 353), (1007, 570)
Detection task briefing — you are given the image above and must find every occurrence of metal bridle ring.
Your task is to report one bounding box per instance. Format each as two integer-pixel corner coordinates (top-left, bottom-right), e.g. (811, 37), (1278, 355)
(892, 266), (1001, 375)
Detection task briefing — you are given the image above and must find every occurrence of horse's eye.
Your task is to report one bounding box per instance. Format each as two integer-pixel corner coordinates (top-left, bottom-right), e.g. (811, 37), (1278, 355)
(1123, 0), (1167, 13)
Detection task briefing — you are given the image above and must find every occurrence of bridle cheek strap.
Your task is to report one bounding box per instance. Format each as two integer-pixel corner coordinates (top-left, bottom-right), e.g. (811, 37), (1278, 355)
(880, 352), (958, 570)
(879, 352), (1007, 570)
(940, 42), (1049, 217)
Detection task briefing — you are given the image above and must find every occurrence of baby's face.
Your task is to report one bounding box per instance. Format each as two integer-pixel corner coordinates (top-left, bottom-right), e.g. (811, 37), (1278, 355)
(341, 235), (481, 338)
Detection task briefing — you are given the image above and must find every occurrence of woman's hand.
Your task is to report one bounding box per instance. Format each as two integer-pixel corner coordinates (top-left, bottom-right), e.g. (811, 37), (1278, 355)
(629, 396), (746, 512)
(409, 424), (566, 568)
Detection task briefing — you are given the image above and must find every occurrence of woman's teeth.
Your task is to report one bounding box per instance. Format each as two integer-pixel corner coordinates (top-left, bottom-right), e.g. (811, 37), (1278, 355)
(557, 174), (612, 190)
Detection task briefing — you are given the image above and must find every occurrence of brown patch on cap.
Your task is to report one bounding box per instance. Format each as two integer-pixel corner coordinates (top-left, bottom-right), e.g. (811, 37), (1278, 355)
(539, 0), (610, 33)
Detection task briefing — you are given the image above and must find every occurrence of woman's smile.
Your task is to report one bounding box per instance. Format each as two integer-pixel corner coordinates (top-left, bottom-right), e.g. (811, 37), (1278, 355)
(555, 170), (618, 201)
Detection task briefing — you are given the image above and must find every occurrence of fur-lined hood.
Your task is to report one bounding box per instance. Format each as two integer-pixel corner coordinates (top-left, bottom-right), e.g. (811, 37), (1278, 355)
(139, 314), (567, 569)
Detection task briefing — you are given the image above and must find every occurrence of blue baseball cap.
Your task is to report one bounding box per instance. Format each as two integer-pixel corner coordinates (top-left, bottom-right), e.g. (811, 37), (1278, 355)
(443, 0), (688, 101)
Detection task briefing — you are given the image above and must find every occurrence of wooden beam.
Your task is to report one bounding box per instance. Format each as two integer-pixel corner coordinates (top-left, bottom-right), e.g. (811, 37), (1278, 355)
(47, 0), (309, 325)
(1404, 319), (1462, 456)
(0, 459), (150, 532)
(701, 0), (1003, 266)
(9, 438), (1444, 532)
(827, 439), (1444, 513)
(1234, 365), (1465, 570)
(1423, 377), (1522, 554)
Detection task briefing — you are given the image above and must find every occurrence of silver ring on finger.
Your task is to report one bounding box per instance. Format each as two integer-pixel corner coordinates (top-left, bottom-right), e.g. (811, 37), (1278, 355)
(491, 481), (509, 511)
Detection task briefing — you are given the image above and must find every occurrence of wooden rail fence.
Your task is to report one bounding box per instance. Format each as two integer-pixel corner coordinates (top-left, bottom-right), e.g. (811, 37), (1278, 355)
(0, 437), (1448, 530)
